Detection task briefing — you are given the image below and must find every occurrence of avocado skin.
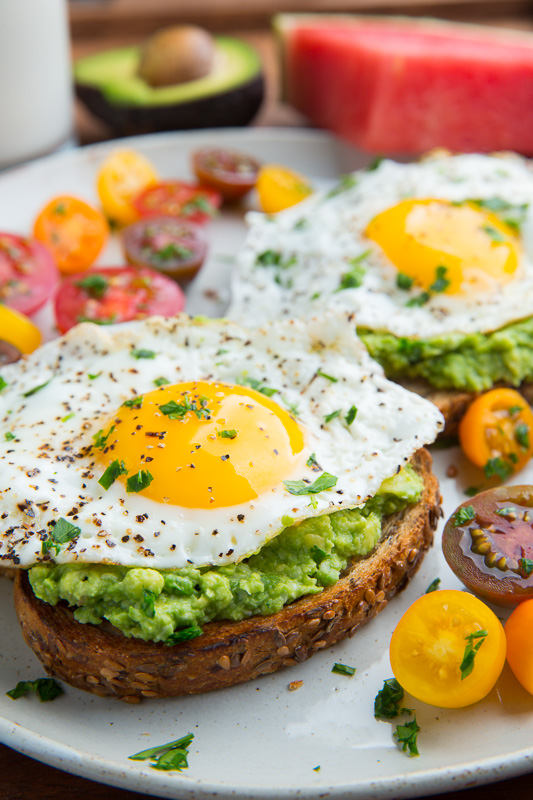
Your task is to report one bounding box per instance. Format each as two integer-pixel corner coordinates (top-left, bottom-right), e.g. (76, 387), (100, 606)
(76, 74), (264, 136)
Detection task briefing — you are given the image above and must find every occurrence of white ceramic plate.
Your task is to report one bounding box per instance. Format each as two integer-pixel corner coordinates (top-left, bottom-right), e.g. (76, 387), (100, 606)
(1, 128), (533, 800)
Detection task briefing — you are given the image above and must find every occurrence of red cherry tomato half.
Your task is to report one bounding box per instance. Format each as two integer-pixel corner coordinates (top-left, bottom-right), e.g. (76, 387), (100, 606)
(133, 181), (221, 225)
(192, 148), (260, 201)
(54, 266), (185, 334)
(442, 486), (533, 607)
(122, 216), (207, 285)
(0, 232), (59, 316)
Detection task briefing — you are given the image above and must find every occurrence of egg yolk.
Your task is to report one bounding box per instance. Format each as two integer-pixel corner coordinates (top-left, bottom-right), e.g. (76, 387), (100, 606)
(96, 381), (305, 509)
(366, 199), (520, 294)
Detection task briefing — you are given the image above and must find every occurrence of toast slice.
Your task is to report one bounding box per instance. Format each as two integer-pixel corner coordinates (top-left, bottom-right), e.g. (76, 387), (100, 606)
(399, 380), (533, 437)
(14, 448), (441, 702)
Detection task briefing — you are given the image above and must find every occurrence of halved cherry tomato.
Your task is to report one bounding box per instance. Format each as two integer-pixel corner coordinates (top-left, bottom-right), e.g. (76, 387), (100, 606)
(390, 589), (506, 708)
(192, 148), (260, 201)
(133, 181), (221, 225)
(97, 150), (158, 226)
(459, 388), (533, 479)
(443, 488), (533, 607)
(54, 266), (185, 333)
(0, 232), (58, 316)
(505, 598), (533, 694)
(33, 195), (108, 275)
(256, 165), (312, 214)
(122, 216), (207, 285)
(0, 305), (42, 353)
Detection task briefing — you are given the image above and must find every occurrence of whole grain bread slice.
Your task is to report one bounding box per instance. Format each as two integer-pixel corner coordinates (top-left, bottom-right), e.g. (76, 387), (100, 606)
(14, 448), (441, 702)
(399, 379), (533, 437)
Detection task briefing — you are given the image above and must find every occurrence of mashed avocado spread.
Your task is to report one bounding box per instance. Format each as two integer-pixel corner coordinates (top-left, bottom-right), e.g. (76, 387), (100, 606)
(358, 316), (533, 392)
(29, 467), (422, 643)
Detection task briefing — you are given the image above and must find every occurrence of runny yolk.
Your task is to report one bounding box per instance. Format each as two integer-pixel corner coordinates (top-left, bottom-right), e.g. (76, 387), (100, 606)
(97, 380), (305, 509)
(365, 199), (520, 294)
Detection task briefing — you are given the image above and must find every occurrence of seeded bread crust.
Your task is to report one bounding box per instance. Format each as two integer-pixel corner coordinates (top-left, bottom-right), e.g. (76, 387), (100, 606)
(14, 448), (441, 703)
(398, 379), (533, 437)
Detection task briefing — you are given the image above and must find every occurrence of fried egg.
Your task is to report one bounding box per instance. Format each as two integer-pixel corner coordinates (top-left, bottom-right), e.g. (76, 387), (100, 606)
(0, 313), (442, 569)
(228, 152), (533, 338)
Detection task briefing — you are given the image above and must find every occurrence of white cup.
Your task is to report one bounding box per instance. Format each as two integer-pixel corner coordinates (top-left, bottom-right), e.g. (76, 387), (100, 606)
(0, 0), (73, 169)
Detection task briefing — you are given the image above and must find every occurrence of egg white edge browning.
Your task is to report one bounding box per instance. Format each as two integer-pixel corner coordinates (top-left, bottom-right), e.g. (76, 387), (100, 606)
(228, 152), (533, 338)
(0, 313), (443, 570)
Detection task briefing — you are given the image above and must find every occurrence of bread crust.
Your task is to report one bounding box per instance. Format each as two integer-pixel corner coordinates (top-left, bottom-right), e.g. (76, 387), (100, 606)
(398, 379), (533, 437)
(14, 448), (441, 702)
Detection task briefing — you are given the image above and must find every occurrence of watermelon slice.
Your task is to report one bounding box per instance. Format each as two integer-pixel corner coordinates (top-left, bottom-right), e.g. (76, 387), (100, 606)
(275, 14), (533, 155)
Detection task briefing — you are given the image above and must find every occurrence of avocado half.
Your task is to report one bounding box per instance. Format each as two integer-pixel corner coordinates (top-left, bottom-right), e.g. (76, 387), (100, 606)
(74, 37), (264, 135)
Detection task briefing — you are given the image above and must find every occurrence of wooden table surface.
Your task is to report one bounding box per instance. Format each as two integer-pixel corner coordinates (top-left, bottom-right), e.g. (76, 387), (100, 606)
(3, 4), (533, 798)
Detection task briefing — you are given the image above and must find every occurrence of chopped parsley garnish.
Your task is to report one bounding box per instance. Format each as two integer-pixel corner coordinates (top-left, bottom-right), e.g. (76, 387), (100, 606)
(310, 544), (326, 562)
(396, 273), (414, 290)
(22, 377), (53, 397)
(159, 395), (211, 420)
(317, 369), (338, 383)
(293, 218), (309, 230)
(497, 507), (518, 517)
(464, 485), (482, 497)
(430, 265), (450, 293)
(283, 472), (338, 495)
(515, 423), (530, 450)
(75, 274), (109, 299)
(77, 316), (116, 326)
(122, 395), (143, 409)
(131, 348), (156, 360)
(4, 431), (15, 441)
(282, 396), (300, 416)
(126, 470), (154, 493)
(425, 578), (441, 593)
(88, 372), (101, 380)
(98, 459), (127, 490)
(482, 224), (506, 243)
(520, 558), (533, 576)
(484, 456), (513, 481)
(326, 174), (357, 198)
(153, 243), (193, 262)
(453, 505), (476, 526)
(61, 413), (75, 422)
(0, 376), (7, 391)
(366, 155), (384, 171)
(129, 733), (194, 772)
(183, 194), (216, 216)
(154, 376), (170, 387)
(398, 337), (423, 364)
(374, 678), (405, 719)
(54, 202), (67, 215)
(306, 452), (322, 470)
(345, 405), (357, 425)
(509, 405), (523, 416)
(141, 589), (157, 619)
(255, 250), (295, 270)
(165, 625), (203, 645)
(460, 630), (488, 679)
(42, 517), (81, 556)
(237, 376), (279, 398)
(395, 716), (420, 757)
(336, 251), (370, 291)
(331, 663), (356, 677)
(324, 409), (341, 423)
(469, 198), (529, 233)
(217, 429), (237, 439)
(7, 678), (63, 702)
(93, 425), (115, 450)
(405, 292), (431, 308)
(310, 291), (321, 300)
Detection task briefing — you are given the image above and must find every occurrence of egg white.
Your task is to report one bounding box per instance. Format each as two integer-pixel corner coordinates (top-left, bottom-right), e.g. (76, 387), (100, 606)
(0, 313), (442, 570)
(228, 152), (533, 338)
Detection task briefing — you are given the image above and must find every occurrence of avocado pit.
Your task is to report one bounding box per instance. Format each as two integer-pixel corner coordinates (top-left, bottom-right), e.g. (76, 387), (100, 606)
(138, 26), (216, 88)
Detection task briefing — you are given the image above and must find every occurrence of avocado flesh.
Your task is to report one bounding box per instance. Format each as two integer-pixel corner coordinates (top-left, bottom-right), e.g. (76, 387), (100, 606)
(74, 37), (262, 107)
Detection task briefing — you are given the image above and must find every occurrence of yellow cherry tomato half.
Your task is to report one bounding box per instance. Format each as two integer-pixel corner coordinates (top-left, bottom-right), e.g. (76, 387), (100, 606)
(0, 305), (41, 354)
(459, 388), (533, 477)
(390, 589), (506, 708)
(33, 195), (108, 275)
(96, 150), (158, 226)
(256, 165), (312, 214)
(505, 598), (533, 694)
